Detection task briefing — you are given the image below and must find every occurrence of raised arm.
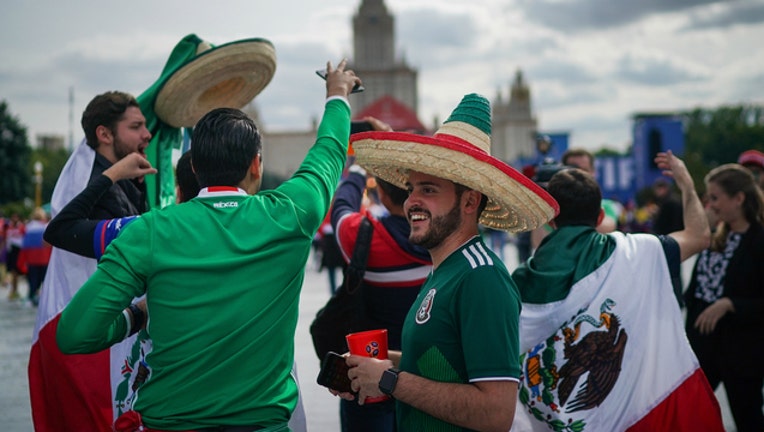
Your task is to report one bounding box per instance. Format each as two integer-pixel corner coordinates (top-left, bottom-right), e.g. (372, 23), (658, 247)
(44, 153), (156, 258)
(276, 60), (362, 234)
(330, 165), (367, 229)
(654, 150), (710, 261)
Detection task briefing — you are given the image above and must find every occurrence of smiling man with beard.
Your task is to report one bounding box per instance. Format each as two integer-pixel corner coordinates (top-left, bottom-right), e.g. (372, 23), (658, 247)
(339, 93), (559, 431)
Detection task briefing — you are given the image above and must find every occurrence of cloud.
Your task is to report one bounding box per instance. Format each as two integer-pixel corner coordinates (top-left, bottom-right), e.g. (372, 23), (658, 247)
(615, 53), (707, 86)
(255, 41), (338, 131)
(397, 7), (481, 67)
(518, 0), (723, 33)
(526, 59), (597, 85)
(684, 1), (764, 30)
(53, 54), (160, 97)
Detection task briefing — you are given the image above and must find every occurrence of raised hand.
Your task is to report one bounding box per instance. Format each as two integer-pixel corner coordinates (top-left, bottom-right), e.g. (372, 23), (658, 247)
(654, 150), (693, 192)
(325, 58), (362, 99)
(103, 152), (158, 183)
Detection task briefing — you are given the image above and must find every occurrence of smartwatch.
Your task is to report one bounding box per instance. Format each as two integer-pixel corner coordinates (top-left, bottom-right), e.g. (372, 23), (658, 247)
(378, 368), (401, 396)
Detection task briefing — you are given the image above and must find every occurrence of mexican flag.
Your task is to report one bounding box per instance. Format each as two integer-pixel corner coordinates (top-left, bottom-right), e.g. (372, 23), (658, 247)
(28, 141), (149, 431)
(511, 229), (724, 432)
(27, 35), (202, 430)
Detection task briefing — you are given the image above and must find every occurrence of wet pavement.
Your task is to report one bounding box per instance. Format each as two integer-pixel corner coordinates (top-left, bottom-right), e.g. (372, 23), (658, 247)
(0, 245), (738, 431)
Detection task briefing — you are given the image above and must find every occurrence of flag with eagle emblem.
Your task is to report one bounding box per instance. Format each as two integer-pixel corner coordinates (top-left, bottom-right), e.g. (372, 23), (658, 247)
(511, 228), (724, 432)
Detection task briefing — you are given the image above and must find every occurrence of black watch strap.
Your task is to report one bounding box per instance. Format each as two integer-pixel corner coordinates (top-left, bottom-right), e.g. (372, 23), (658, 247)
(128, 304), (145, 336)
(378, 367), (401, 396)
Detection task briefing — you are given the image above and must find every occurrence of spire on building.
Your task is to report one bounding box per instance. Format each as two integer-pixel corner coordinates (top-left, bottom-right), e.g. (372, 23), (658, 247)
(491, 68), (537, 162)
(353, 0), (395, 69)
(350, 0), (419, 120)
(511, 70), (530, 103)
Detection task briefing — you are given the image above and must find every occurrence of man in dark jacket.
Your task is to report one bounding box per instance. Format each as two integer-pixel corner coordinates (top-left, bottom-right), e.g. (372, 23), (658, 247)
(29, 91), (152, 431)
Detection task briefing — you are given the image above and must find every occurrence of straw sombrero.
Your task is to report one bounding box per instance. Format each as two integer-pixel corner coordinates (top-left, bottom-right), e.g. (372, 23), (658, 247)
(350, 93), (559, 232)
(154, 36), (277, 128)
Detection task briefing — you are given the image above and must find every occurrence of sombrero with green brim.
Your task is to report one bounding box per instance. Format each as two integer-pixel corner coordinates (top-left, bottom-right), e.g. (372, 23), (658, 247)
(153, 36), (277, 128)
(350, 93), (559, 232)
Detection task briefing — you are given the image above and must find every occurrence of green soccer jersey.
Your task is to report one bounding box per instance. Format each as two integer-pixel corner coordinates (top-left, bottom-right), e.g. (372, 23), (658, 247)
(398, 236), (522, 431)
(57, 98), (351, 430)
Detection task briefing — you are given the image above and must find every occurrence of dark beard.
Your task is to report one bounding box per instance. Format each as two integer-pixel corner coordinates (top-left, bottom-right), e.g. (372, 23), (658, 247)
(410, 200), (462, 249)
(112, 133), (133, 161)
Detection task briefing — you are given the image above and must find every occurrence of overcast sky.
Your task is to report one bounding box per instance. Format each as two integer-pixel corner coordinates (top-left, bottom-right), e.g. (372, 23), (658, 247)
(2, 0), (763, 153)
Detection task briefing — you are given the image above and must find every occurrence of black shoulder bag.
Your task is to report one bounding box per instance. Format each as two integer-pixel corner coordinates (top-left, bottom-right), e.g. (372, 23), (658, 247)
(310, 217), (374, 360)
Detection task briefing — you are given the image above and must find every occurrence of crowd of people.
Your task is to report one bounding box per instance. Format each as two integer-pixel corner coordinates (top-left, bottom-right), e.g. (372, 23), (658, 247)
(1, 34), (762, 432)
(0, 208), (52, 306)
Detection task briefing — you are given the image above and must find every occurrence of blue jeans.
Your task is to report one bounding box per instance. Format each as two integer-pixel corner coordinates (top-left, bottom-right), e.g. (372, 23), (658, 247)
(340, 397), (396, 432)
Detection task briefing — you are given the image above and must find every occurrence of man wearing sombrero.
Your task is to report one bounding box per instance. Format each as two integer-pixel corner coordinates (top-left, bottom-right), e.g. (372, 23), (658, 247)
(341, 93), (559, 430)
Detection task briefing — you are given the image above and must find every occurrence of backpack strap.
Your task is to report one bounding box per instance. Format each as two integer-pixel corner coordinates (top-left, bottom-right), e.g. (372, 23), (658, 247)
(345, 216), (373, 294)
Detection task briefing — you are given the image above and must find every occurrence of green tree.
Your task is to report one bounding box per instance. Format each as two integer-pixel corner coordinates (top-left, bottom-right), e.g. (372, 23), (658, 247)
(0, 100), (32, 205)
(683, 104), (764, 169)
(681, 104), (764, 193)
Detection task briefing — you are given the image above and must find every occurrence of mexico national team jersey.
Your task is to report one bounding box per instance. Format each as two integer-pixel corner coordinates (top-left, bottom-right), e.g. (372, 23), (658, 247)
(398, 236), (521, 431)
(56, 98), (351, 430)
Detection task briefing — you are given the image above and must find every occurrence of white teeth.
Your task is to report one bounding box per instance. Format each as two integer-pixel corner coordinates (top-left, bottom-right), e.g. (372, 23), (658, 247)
(411, 214), (427, 221)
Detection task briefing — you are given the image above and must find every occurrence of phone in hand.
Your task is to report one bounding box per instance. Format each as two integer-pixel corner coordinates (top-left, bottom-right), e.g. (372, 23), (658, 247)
(351, 120), (374, 134)
(317, 351), (353, 393)
(316, 69), (365, 94)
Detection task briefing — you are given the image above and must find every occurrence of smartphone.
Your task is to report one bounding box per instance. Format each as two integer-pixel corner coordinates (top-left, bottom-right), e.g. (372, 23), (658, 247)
(315, 69), (365, 94)
(351, 120), (374, 134)
(317, 351), (353, 393)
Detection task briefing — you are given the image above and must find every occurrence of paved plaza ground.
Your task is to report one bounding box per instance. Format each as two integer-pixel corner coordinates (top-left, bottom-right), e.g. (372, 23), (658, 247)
(0, 244), (738, 431)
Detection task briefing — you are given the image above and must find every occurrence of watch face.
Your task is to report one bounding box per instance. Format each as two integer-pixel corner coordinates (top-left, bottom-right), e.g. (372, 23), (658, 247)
(379, 368), (399, 395)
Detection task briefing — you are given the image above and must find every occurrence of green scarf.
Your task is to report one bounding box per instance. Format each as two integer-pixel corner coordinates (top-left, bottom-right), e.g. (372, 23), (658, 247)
(137, 34), (204, 209)
(513, 226), (616, 304)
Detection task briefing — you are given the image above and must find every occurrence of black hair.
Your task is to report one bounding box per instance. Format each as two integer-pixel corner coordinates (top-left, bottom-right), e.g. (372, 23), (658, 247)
(375, 177), (408, 207)
(547, 168), (601, 227)
(454, 183), (489, 220)
(81, 91), (139, 150)
(176, 151), (200, 203)
(191, 108), (262, 188)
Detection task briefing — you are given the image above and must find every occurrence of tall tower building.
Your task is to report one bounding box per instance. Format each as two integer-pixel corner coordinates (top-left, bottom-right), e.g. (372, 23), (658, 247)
(351, 0), (418, 116)
(492, 70), (537, 162)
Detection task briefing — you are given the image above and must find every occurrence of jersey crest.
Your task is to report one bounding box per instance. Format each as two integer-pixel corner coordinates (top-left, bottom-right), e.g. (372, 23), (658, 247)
(415, 288), (436, 324)
(518, 298), (628, 431)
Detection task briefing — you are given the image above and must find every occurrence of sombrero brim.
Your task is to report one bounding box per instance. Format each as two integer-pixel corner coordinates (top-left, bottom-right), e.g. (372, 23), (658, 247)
(351, 131), (559, 232)
(155, 38), (277, 128)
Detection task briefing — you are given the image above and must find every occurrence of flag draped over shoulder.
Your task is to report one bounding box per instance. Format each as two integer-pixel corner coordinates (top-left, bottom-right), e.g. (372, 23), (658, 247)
(27, 35), (200, 431)
(29, 141), (112, 431)
(511, 231), (724, 432)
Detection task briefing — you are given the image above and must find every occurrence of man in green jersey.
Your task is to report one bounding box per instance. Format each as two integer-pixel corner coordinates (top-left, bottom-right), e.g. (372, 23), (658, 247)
(56, 60), (361, 432)
(342, 94), (559, 431)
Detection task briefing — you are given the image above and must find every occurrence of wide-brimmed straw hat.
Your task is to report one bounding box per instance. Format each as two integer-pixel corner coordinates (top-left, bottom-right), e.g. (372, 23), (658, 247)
(154, 36), (277, 128)
(350, 93), (559, 232)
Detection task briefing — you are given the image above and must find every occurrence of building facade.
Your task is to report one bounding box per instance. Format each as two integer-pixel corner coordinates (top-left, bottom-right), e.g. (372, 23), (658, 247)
(350, 0), (418, 116)
(260, 0), (537, 178)
(492, 70), (537, 163)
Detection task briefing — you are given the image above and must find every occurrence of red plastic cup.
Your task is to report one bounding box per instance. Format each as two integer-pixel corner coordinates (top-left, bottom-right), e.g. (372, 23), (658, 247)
(346, 329), (389, 403)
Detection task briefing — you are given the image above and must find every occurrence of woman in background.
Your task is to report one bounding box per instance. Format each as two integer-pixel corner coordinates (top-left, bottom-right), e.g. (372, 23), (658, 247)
(685, 163), (764, 432)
